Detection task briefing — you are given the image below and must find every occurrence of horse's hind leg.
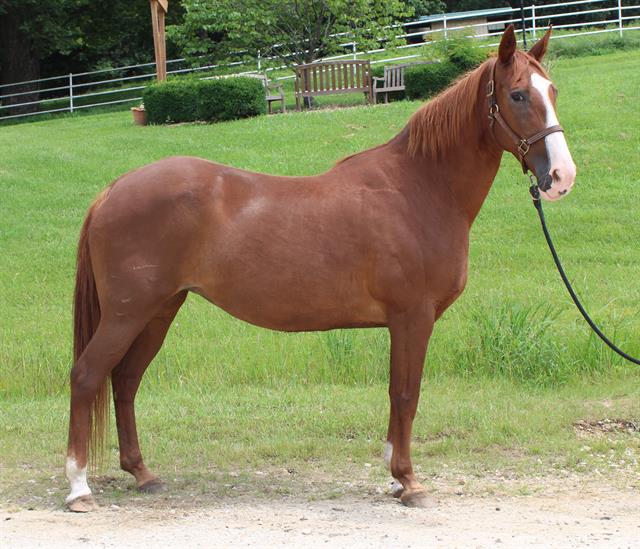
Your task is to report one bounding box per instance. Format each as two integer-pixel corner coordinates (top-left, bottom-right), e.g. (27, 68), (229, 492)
(66, 315), (151, 512)
(111, 291), (187, 493)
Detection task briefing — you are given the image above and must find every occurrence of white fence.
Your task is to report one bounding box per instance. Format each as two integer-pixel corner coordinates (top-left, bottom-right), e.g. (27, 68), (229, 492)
(1, 0), (639, 121)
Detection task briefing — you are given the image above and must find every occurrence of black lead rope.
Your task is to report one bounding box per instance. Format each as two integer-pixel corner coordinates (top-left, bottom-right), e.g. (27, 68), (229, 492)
(528, 183), (640, 366)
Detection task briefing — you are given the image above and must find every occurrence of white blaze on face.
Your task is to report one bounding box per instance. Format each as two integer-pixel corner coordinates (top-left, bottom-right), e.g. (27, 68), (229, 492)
(530, 72), (577, 201)
(65, 456), (91, 503)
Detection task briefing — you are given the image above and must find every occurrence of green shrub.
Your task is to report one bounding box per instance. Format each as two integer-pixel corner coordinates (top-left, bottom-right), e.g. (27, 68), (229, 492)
(196, 77), (266, 122)
(404, 61), (460, 100)
(370, 64), (384, 79)
(143, 79), (200, 124)
(444, 37), (487, 72)
(143, 76), (266, 124)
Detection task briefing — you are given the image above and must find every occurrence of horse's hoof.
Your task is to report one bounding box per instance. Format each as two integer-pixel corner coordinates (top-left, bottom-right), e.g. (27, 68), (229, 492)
(390, 480), (405, 498)
(137, 478), (165, 494)
(400, 488), (437, 508)
(67, 494), (99, 513)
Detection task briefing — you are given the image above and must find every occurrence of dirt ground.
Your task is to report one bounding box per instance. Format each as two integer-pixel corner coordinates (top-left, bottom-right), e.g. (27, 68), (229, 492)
(2, 479), (639, 548)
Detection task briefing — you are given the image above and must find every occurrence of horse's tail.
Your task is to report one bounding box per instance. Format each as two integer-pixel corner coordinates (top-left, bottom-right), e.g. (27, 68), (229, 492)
(73, 188), (111, 467)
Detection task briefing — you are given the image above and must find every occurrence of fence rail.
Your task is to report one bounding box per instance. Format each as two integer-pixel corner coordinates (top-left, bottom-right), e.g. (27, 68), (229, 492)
(1, 0), (639, 121)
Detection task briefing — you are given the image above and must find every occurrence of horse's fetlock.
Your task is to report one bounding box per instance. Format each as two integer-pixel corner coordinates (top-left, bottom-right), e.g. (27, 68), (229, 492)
(120, 454), (143, 474)
(390, 453), (415, 479)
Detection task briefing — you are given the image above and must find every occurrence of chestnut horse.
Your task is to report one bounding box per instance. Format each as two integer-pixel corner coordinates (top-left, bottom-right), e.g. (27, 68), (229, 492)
(65, 26), (576, 511)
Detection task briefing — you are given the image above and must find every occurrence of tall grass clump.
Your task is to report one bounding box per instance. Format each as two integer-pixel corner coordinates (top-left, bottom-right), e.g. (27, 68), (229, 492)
(315, 329), (389, 385)
(453, 302), (576, 385)
(448, 300), (635, 386)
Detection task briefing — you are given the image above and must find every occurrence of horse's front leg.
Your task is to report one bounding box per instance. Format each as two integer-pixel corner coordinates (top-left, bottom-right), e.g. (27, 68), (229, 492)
(385, 304), (435, 507)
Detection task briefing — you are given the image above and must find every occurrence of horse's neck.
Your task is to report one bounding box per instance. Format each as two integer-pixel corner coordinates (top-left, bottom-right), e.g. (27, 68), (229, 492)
(389, 70), (503, 224)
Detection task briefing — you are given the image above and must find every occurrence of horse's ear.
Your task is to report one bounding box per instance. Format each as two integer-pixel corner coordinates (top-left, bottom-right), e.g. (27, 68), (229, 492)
(498, 24), (517, 64)
(528, 26), (552, 61)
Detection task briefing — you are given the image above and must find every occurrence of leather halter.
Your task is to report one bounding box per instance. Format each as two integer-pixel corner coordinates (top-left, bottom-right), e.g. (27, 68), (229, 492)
(486, 59), (564, 174)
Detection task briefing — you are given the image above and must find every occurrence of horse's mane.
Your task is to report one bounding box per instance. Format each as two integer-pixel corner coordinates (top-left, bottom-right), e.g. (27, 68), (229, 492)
(407, 60), (490, 158)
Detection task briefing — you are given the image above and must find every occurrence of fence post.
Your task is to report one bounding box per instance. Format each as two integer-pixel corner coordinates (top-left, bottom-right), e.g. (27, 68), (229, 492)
(352, 42), (357, 60)
(443, 14), (448, 40)
(531, 4), (537, 40)
(519, 0), (527, 48)
(618, 0), (623, 37)
(257, 50), (261, 71)
(69, 73), (74, 113)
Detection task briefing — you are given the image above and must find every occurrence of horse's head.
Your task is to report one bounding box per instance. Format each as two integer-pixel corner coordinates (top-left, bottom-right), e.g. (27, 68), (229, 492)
(492, 25), (576, 201)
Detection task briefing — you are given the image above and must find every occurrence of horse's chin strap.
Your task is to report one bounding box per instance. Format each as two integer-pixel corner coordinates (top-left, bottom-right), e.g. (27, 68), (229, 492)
(486, 59), (563, 174)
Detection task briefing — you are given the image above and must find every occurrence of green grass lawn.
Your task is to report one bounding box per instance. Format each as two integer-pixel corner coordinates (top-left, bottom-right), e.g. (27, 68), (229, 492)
(0, 51), (638, 509)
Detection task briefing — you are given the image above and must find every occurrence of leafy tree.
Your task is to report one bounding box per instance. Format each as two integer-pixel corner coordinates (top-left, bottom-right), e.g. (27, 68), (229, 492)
(444, 0), (509, 11)
(0, 1), (81, 93)
(405, 0), (446, 17)
(0, 1), (183, 113)
(169, 0), (412, 68)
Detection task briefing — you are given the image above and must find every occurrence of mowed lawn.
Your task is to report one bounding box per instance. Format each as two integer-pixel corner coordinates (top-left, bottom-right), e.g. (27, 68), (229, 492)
(0, 51), (638, 508)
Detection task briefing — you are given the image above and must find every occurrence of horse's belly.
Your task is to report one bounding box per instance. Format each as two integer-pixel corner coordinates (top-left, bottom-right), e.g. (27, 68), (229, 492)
(193, 277), (387, 332)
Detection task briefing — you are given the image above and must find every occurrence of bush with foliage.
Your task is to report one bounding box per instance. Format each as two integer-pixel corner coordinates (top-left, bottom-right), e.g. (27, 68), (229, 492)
(197, 77), (266, 122)
(404, 60), (460, 99)
(143, 76), (266, 124)
(439, 35), (487, 72)
(388, 34), (486, 101)
(143, 79), (200, 124)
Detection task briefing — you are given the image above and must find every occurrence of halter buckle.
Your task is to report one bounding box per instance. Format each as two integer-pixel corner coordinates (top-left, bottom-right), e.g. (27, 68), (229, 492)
(489, 103), (499, 116)
(518, 139), (530, 156)
(486, 80), (494, 97)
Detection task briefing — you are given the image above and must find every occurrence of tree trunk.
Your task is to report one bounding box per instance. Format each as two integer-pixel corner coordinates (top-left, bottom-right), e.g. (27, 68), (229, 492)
(0, 13), (42, 116)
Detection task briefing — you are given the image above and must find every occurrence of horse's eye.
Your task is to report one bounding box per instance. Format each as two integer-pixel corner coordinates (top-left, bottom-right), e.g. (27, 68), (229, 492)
(511, 92), (525, 102)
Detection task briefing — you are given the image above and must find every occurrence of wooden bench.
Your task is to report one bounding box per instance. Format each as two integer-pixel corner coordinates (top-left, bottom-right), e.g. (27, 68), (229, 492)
(249, 74), (286, 114)
(372, 61), (436, 104)
(294, 60), (372, 111)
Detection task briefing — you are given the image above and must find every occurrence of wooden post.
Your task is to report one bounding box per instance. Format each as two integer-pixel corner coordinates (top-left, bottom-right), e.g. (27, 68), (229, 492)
(150, 0), (169, 81)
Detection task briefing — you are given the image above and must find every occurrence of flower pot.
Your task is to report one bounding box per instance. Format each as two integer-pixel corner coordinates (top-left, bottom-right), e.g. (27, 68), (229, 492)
(131, 107), (148, 126)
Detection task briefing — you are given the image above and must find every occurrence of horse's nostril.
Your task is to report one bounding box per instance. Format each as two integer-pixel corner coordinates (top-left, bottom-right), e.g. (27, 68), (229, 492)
(551, 168), (562, 182)
(559, 189), (567, 196)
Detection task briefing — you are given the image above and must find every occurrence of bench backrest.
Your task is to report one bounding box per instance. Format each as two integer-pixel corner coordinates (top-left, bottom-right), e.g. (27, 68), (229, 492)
(383, 65), (407, 89)
(294, 60), (371, 97)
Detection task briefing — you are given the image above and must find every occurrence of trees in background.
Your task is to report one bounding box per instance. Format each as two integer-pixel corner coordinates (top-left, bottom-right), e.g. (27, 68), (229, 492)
(0, 0), (183, 97)
(0, 0), (80, 97)
(169, 0), (411, 68)
(1, 0), (540, 90)
(406, 0), (446, 17)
